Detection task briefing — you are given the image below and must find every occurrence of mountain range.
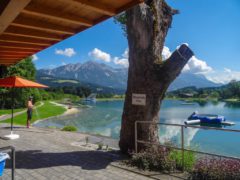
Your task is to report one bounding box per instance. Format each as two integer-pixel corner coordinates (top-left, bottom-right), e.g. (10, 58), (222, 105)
(38, 61), (127, 89)
(37, 61), (221, 92)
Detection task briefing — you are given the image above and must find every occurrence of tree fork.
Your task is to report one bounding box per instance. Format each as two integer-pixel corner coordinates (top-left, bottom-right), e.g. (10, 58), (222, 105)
(119, 0), (194, 153)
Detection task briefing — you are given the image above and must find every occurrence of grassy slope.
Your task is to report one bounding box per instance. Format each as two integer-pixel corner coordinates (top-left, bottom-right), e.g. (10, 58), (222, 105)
(1, 101), (66, 125)
(53, 80), (79, 84)
(96, 98), (124, 101)
(0, 108), (24, 116)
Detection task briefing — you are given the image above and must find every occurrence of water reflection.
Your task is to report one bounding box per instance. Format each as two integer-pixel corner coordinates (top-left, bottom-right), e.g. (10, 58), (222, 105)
(35, 100), (240, 157)
(194, 100), (208, 107)
(159, 118), (199, 147)
(224, 101), (240, 108)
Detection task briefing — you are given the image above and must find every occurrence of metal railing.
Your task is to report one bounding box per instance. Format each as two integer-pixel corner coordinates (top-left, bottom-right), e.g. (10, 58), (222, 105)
(135, 121), (240, 170)
(0, 146), (15, 180)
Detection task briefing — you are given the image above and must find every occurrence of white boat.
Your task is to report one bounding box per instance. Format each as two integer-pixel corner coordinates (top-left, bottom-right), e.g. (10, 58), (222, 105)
(84, 93), (97, 102)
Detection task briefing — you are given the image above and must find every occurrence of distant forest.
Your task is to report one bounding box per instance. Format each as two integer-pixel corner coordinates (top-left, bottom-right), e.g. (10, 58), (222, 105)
(167, 80), (240, 100)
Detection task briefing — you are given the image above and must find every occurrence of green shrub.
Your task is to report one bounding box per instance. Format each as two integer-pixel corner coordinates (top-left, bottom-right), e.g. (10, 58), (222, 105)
(128, 147), (175, 172)
(47, 126), (57, 129)
(97, 143), (104, 150)
(169, 150), (196, 171)
(61, 126), (78, 132)
(127, 147), (195, 172)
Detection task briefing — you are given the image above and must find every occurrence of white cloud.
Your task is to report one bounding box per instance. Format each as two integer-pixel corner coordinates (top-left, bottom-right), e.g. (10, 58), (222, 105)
(113, 57), (129, 68)
(176, 43), (189, 50)
(113, 48), (129, 67)
(205, 68), (240, 84)
(32, 54), (38, 61)
(162, 46), (172, 60)
(55, 48), (76, 57)
(183, 56), (213, 74)
(88, 48), (111, 62)
(122, 48), (129, 59)
(162, 45), (212, 74)
(88, 48), (129, 67)
(224, 68), (231, 73)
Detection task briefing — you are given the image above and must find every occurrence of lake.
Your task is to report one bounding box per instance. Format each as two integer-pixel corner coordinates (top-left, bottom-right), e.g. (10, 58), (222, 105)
(35, 100), (240, 158)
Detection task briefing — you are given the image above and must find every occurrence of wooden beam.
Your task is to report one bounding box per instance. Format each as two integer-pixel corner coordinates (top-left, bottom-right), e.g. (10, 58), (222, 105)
(71, 0), (116, 16)
(22, 5), (93, 27)
(0, 41), (46, 48)
(0, 45), (42, 50)
(0, 57), (24, 62)
(0, 53), (30, 57)
(3, 27), (63, 41)
(0, 62), (17, 65)
(0, 34), (54, 45)
(0, 0), (31, 34)
(0, 57), (21, 60)
(0, 39), (52, 46)
(0, 55), (30, 60)
(117, 0), (144, 14)
(0, 59), (19, 62)
(0, 62), (19, 66)
(0, 53), (31, 57)
(0, 50), (36, 54)
(0, 60), (18, 63)
(11, 17), (75, 35)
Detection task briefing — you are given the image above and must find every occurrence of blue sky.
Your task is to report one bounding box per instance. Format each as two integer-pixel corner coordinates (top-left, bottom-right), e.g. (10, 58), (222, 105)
(34, 0), (240, 84)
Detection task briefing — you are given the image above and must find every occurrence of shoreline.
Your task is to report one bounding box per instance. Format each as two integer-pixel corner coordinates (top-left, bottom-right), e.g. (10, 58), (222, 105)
(50, 101), (82, 115)
(33, 101), (82, 125)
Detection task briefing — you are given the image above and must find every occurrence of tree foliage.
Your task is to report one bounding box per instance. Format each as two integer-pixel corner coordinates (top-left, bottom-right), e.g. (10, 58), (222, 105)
(167, 81), (240, 100)
(114, 12), (127, 36)
(0, 57), (41, 108)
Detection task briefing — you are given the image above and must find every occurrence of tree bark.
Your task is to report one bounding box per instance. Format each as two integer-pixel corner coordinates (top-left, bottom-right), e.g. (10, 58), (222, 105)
(119, 0), (194, 153)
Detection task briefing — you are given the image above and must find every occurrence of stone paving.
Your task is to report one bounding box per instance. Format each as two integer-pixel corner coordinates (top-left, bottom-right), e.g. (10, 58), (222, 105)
(0, 124), (185, 180)
(0, 124), (152, 180)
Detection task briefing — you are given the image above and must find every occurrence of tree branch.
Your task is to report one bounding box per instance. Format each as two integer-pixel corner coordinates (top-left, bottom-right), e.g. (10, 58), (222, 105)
(153, 44), (194, 82)
(164, 44), (194, 79)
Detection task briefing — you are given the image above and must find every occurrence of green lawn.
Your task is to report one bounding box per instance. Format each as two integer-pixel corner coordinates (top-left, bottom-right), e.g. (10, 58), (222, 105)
(53, 80), (79, 84)
(1, 101), (66, 125)
(0, 108), (24, 116)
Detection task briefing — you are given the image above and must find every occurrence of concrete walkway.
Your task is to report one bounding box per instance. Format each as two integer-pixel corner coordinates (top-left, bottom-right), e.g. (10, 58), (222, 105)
(0, 124), (186, 180)
(0, 125), (151, 180)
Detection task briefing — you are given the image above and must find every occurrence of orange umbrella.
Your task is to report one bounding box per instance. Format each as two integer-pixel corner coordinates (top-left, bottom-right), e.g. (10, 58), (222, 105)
(0, 76), (48, 139)
(0, 76), (48, 88)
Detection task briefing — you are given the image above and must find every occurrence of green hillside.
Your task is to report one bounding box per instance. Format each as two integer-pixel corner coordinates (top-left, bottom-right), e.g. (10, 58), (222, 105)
(167, 80), (240, 101)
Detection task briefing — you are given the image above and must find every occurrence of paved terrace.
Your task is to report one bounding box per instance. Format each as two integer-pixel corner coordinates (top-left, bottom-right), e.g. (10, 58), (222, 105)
(0, 124), (185, 180)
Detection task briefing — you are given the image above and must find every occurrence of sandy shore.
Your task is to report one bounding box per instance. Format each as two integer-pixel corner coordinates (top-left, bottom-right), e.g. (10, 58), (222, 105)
(50, 101), (81, 115)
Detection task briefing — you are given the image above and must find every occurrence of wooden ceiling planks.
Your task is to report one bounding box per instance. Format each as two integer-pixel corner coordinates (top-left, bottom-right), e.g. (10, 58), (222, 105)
(2, 30), (63, 41)
(0, 0), (144, 66)
(70, 0), (116, 16)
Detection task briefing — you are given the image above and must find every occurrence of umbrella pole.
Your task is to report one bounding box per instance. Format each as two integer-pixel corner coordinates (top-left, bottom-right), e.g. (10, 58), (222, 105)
(4, 88), (19, 140)
(11, 89), (14, 132)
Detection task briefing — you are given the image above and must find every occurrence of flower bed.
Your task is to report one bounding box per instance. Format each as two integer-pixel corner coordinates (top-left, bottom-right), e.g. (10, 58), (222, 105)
(190, 157), (240, 179)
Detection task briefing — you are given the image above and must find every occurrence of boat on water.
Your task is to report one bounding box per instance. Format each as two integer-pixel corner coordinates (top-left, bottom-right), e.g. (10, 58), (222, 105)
(185, 111), (235, 126)
(83, 93), (97, 102)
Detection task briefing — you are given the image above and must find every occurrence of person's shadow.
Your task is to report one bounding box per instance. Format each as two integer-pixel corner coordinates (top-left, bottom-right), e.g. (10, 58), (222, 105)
(5, 149), (125, 170)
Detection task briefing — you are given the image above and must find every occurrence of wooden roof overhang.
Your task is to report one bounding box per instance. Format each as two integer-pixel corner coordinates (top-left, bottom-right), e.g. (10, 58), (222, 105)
(0, 0), (143, 66)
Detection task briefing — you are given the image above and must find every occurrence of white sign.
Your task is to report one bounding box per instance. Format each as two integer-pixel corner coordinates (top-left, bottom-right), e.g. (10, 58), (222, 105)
(132, 93), (146, 106)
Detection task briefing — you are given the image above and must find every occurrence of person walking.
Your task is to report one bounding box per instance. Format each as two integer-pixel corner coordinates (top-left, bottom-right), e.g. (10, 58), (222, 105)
(27, 96), (33, 128)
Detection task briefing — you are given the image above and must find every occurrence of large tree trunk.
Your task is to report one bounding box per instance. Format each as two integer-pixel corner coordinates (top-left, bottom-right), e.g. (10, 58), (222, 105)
(119, 0), (194, 153)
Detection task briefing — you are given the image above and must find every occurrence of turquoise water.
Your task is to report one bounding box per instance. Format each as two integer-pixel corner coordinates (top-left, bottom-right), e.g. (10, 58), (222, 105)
(35, 100), (240, 157)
